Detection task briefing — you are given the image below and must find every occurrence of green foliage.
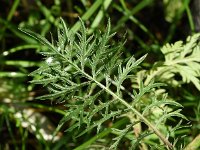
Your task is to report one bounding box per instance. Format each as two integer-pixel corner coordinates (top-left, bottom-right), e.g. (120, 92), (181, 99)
(20, 18), (189, 149)
(1, 0), (200, 149)
(142, 33), (200, 90)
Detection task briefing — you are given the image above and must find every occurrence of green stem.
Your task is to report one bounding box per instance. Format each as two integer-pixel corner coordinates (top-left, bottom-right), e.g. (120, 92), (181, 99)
(0, 0), (20, 40)
(13, 102), (66, 115)
(74, 118), (129, 150)
(184, 134), (200, 150)
(112, 0), (153, 32)
(71, 0), (103, 33)
(5, 115), (19, 150)
(114, 3), (157, 44)
(4, 45), (41, 55)
(164, 0), (189, 43)
(74, 65), (173, 149)
(184, 0), (195, 33)
(88, 0), (113, 34)
(7, 0), (20, 21)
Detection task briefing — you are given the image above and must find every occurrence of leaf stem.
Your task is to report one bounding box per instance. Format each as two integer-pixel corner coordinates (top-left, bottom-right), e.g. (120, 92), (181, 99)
(75, 65), (173, 149)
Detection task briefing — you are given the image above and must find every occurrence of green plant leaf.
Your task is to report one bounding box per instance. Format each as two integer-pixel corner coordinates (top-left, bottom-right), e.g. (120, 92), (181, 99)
(20, 18), (189, 149)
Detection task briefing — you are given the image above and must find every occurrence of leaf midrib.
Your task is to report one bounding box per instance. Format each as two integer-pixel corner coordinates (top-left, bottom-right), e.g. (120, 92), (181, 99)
(69, 59), (173, 149)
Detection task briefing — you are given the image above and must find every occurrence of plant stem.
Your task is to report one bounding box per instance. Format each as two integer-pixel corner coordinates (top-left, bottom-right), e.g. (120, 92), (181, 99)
(112, 0), (153, 32)
(71, 0), (103, 33)
(184, 0), (195, 33)
(0, 0), (20, 40)
(74, 65), (174, 149)
(88, 0), (113, 34)
(184, 134), (200, 150)
(74, 118), (129, 150)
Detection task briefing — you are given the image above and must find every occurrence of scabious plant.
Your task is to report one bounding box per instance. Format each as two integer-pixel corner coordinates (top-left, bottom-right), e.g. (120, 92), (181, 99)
(19, 18), (186, 149)
(142, 33), (200, 90)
